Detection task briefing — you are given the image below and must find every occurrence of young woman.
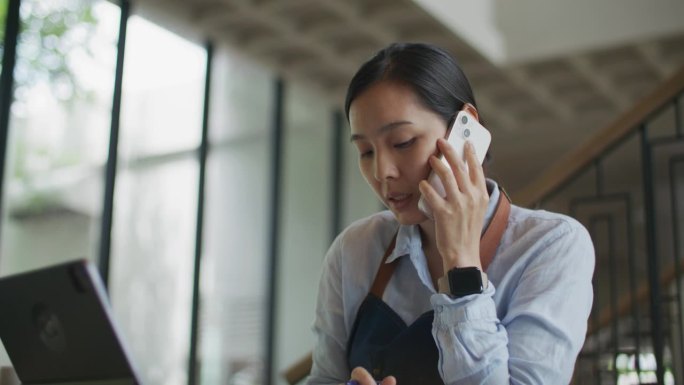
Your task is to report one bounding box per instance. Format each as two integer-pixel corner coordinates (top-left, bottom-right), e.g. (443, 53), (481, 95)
(307, 43), (595, 385)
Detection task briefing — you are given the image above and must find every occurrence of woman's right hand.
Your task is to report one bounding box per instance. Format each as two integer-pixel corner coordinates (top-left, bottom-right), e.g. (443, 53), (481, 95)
(347, 366), (396, 385)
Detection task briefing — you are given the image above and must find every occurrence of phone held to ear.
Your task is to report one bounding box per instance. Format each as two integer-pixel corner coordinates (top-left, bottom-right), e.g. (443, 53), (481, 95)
(417, 110), (492, 219)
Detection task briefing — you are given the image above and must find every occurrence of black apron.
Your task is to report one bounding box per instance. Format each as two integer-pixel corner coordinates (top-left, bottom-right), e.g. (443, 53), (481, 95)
(346, 188), (511, 384)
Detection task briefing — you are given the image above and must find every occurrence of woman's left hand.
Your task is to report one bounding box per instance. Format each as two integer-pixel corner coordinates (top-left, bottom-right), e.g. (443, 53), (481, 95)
(418, 138), (489, 271)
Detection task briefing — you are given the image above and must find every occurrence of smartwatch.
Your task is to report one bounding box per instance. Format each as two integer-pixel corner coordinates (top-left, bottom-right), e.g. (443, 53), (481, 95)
(438, 266), (488, 298)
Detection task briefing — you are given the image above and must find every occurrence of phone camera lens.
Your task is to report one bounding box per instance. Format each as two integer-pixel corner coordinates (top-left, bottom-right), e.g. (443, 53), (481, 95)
(461, 116), (468, 124)
(463, 128), (471, 138)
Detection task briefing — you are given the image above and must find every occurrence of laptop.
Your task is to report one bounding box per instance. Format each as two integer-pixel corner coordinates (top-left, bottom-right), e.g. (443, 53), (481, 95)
(0, 259), (142, 385)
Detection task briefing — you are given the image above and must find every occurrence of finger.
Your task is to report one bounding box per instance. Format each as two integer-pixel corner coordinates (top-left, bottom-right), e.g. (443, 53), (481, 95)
(350, 367), (376, 385)
(419, 179), (445, 213)
(437, 138), (470, 194)
(464, 141), (486, 190)
(380, 375), (397, 385)
(427, 153), (461, 199)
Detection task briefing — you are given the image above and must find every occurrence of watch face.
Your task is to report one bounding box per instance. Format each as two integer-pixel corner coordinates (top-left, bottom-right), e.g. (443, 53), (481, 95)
(448, 267), (483, 297)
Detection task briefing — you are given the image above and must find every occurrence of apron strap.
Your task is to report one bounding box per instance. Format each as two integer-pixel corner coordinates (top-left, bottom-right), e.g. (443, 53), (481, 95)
(370, 186), (512, 298)
(480, 187), (511, 271)
(370, 234), (398, 298)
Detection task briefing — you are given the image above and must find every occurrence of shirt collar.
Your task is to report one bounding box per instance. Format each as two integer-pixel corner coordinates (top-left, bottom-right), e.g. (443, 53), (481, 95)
(385, 178), (500, 264)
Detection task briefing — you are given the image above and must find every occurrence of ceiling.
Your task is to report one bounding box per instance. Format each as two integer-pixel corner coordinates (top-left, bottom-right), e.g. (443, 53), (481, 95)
(132, 0), (684, 194)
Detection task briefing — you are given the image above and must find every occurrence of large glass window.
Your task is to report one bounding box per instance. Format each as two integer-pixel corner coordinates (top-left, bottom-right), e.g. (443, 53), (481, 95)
(0, 1), (383, 381)
(108, 15), (205, 385)
(0, 0), (119, 275)
(275, 82), (334, 381)
(199, 45), (273, 385)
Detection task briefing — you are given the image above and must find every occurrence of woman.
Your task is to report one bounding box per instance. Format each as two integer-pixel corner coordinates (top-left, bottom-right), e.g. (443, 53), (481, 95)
(308, 43), (594, 385)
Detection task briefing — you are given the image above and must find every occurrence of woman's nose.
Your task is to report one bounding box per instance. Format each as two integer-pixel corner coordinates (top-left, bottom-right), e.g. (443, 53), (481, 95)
(373, 152), (398, 181)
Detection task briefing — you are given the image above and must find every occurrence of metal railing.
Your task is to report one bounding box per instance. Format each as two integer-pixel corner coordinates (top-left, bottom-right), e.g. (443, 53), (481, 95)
(515, 66), (684, 385)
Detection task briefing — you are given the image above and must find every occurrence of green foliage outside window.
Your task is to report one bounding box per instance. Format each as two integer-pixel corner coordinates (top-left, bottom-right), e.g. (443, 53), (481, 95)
(0, 0), (98, 102)
(0, 0), (102, 214)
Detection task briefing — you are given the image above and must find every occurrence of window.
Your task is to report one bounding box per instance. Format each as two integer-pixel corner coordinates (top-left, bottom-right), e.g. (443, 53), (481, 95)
(199, 44), (273, 385)
(275, 82), (333, 377)
(0, 0), (119, 275)
(107, 15), (206, 385)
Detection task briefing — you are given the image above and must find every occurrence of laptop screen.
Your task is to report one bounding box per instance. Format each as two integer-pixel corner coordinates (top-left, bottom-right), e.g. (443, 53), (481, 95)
(0, 260), (141, 385)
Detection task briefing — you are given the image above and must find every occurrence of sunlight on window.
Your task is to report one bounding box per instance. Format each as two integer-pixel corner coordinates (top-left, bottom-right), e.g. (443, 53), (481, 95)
(118, 16), (205, 159)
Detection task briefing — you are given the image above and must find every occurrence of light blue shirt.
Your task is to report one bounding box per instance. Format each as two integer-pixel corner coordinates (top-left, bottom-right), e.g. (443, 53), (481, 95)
(308, 180), (595, 385)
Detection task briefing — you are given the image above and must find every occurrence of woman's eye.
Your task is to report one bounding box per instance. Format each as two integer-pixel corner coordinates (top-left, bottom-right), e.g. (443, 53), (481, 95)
(395, 138), (416, 149)
(359, 149), (373, 158)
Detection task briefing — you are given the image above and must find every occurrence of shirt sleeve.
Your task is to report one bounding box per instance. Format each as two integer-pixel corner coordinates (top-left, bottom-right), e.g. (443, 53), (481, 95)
(307, 236), (349, 385)
(430, 220), (595, 385)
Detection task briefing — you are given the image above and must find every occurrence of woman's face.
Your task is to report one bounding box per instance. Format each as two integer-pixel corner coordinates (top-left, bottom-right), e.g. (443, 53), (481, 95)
(349, 80), (448, 225)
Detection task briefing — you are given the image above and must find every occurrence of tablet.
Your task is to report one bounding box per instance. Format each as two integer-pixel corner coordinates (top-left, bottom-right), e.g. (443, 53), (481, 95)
(0, 259), (142, 385)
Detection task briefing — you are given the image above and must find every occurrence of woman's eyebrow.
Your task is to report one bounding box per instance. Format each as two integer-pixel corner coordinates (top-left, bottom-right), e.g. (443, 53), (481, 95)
(350, 120), (413, 142)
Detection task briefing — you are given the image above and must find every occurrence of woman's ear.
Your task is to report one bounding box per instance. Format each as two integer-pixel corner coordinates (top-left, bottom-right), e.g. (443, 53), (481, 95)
(461, 103), (480, 121)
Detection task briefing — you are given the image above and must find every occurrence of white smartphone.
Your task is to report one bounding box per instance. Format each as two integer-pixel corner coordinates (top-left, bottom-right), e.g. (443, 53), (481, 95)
(418, 110), (492, 219)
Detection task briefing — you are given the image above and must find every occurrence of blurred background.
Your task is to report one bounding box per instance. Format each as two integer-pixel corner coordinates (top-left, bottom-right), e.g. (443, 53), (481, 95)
(0, 0), (682, 384)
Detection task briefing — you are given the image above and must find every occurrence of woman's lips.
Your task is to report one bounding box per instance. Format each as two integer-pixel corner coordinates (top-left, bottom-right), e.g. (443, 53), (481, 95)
(387, 193), (412, 210)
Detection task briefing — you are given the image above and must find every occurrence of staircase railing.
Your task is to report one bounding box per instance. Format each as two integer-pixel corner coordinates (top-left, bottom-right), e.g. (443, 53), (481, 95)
(515, 66), (684, 385)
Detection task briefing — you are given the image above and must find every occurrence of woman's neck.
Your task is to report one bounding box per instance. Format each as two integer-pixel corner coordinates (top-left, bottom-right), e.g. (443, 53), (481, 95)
(418, 219), (437, 253)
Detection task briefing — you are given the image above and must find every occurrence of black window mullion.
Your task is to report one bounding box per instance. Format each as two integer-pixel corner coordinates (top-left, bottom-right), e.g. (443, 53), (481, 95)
(0, 0), (21, 245)
(187, 40), (213, 385)
(265, 77), (285, 385)
(331, 109), (344, 243)
(99, 0), (130, 288)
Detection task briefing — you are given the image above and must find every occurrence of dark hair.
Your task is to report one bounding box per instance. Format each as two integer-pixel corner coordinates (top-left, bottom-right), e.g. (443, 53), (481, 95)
(344, 43), (478, 126)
